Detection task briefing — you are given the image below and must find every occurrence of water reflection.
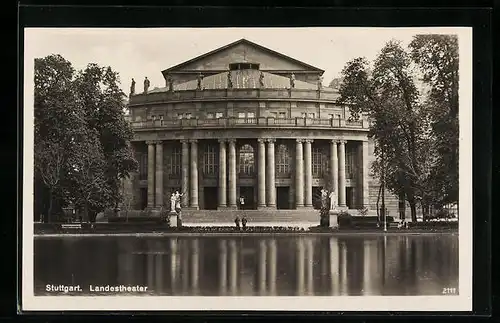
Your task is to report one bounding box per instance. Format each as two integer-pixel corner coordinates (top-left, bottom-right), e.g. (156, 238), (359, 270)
(34, 235), (459, 296)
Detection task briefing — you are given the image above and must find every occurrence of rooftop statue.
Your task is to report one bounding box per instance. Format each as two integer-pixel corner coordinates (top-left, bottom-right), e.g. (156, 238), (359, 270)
(130, 78), (135, 96)
(289, 73), (295, 89)
(227, 71), (233, 89)
(143, 77), (150, 94)
(259, 71), (265, 87)
(197, 73), (204, 90)
(167, 75), (174, 92)
(317, 75), (324, 90)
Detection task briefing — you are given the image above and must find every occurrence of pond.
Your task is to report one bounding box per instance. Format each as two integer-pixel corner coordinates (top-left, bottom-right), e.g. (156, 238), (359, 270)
(34, 234), (459, 296)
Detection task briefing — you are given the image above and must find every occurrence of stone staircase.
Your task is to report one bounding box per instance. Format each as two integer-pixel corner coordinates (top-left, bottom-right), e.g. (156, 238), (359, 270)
(180, 209), (320, 224)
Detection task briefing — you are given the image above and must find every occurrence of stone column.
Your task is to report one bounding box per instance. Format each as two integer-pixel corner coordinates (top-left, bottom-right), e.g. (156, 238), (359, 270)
(181, 140), (190, 207)
(338, 140), (347, 207)
(228, 139), (237, 208)
(257, 139), (267, 208)
(330, 140), (339, 206)
(155, 141), (164, 209)
(219, 240), (227, 295)
(146, 141), (156, 208)
(295, 139), (304, 208)
(189, 140), (199, 209)
(218, 139), (227, 208)
(266, 139), (276, 208)
(304, 139), (313, 207)
(258, 240), (267, 295)
(359, 140), (370, 209)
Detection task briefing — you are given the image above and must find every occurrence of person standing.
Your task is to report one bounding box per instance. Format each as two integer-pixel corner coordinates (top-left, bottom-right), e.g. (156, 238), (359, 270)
(239, 195), (245, 210)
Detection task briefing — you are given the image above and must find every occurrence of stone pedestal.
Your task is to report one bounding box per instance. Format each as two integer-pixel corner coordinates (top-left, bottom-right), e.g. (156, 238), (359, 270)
(329, 210), (340, 228)
(169, 211), (180, 227)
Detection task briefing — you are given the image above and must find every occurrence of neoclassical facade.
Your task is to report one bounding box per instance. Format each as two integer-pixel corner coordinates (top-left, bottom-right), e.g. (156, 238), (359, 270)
(124, 39), (398, 213)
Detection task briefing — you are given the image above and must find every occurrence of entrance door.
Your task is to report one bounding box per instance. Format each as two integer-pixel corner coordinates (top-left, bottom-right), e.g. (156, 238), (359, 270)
(239, 186), (255, 209)
(204, 187), (218, 210)
(276, 187), (290, 209)
(346, 187), (354, 209)
(140, 188), (147, 210)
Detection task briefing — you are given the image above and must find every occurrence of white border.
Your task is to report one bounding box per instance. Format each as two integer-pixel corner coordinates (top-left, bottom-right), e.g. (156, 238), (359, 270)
(22, 27), (473, 312)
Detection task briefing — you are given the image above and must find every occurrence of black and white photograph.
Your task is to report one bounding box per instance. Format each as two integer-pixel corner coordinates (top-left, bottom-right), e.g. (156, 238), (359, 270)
(22, 26), (472, 311)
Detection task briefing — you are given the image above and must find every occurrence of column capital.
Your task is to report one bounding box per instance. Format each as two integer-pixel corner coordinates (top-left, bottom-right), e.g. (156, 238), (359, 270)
(180, 139), (190, 144)
(338, 139), (347, 145)
(154, 140), (163, 145)
(266, 138), (276, 143)
(145, 140), (157, 145)
(228, 138), (237, 145)
(257, 138), (266, 143)
(331, 139), (339, 144)
(296, 139), (304, 143)
(189, 139), (198, 143)
(304, 139), (314, 143)
(218, 139), (227, 144)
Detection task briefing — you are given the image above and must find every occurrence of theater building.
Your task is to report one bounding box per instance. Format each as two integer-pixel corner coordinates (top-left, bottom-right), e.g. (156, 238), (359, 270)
(124, 39), (399, 215)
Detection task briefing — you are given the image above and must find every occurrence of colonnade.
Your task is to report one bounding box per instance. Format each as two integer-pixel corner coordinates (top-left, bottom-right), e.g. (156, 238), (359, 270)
(143, 138), (370, 210)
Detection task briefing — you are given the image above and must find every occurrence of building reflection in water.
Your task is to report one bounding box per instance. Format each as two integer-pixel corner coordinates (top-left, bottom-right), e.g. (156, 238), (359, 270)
(34, 234), (459, 296)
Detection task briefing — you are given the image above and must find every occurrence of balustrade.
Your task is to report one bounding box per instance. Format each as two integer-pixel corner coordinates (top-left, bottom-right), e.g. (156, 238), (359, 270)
(130, 117), (366, 130)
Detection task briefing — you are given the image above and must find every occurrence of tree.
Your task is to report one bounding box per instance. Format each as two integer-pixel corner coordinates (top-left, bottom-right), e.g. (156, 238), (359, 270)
(34, 54), (80, 222)
(34, 140), (65, 222)
(409, 35), (459, 205)
(67, 129), (110, 222)
(74, 64), (138, 213)
(337, 41), (435, 222)
(34, 55), (138, 222)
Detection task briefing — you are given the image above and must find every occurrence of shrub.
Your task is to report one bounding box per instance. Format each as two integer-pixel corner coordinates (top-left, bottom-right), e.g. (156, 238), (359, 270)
(337, 211), (353, 228)
(357, 207), (369, 216)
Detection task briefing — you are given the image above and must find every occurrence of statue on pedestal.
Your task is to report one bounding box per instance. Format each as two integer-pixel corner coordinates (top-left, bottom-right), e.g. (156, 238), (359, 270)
(329, 190), (337, 210)
(170, 193), (177, 213)
(143, 77), (150, 94)
(197, 73), (204, 90)
(289, 73), (295, 89)
(130, 78), (136, 96)
(167, 75), (174, 92)
(259, 71), (265, 87)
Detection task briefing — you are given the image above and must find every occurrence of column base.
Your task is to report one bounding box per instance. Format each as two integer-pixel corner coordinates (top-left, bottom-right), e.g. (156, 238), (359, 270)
(184, 206), (199, 211)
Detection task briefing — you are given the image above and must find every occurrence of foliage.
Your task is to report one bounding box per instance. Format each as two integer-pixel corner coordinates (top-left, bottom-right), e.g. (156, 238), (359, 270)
(337, 36), (459, 222)
(357, 207), (369, 216)
(409, 35), (459, 205)
(34, 54), (138, 222)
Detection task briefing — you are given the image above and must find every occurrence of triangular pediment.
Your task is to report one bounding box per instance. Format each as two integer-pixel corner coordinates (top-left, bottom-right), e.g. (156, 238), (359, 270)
(162, 39), (324, 74)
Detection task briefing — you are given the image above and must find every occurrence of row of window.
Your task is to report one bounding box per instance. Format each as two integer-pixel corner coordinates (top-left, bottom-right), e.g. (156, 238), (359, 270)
(139, 144), (356, 179)
(146, 112), (342, 120)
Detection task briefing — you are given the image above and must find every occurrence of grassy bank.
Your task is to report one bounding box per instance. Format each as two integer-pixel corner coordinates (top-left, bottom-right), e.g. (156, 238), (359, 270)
(33, 222), (458, 236)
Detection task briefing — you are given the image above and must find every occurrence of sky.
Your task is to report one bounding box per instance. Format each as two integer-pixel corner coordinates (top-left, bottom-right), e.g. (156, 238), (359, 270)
(26, 27), (459, 94)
